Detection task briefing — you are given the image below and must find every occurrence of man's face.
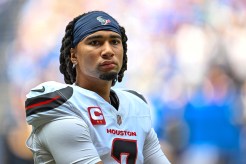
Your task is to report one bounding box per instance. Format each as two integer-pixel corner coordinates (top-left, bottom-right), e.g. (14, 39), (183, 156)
(71, 30), (123, 83)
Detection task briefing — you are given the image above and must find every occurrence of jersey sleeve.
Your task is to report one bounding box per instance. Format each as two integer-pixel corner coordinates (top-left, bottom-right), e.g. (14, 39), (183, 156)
(36, 117), (102, 164)
(25, 81), (73, 117)
(143, 128), (171, 164)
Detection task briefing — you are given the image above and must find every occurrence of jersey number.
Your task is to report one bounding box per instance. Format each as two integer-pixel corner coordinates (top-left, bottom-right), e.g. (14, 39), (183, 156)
(111, 138), (137, 164)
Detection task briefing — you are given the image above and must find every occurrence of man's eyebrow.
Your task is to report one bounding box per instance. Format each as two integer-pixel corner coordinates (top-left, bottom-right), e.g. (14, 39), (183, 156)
(85, 35), (103, 41)
(109, 34), (122, 39)
(85, 34), (122, 41)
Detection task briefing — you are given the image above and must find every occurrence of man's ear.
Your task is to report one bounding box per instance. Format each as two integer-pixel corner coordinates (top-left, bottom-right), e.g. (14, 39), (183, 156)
(70, 48), (77, 64)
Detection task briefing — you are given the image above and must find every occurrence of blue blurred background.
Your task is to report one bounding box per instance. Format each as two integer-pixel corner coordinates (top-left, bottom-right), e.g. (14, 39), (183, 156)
(0, 0), (246, 164)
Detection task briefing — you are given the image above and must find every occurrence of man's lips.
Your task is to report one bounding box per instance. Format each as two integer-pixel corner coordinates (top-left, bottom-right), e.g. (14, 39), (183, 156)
(99, 61), (116, 70)
(100, 61), (116, 66)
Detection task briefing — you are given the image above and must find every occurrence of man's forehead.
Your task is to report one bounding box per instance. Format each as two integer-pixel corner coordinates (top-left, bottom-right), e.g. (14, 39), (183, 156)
(84, 31), (121, 40)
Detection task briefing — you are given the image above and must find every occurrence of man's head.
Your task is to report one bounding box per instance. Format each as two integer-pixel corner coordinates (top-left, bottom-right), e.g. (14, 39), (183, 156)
(59, 11), (128, 86)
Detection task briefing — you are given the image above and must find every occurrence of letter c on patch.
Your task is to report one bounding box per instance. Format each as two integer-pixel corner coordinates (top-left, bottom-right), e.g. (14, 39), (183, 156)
(88, 107), (106, 125)
(90, 107), (103, 120)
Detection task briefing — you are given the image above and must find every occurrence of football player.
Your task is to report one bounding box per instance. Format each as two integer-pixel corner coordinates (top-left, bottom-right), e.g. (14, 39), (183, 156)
(25, 11), (171, 164)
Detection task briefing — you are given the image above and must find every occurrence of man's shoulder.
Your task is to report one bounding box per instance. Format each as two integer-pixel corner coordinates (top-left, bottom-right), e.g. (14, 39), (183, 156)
(26, 81), (71, 98)
(124, 90), (148, 104)
(25, 81), (74, 117)
(113, 88), (148, 104)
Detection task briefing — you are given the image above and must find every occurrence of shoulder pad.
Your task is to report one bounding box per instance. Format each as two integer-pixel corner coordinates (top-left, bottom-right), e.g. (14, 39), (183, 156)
(124, 90), (148, 104)
(25, 81), (73, 117)
(27, 81), (66, 98)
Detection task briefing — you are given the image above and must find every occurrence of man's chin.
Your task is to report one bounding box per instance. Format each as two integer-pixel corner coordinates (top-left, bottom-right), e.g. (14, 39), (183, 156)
(99, 72), (117, 81)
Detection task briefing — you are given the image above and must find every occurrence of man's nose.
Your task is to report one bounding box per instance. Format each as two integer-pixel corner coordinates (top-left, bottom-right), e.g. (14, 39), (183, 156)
(101, 42), (114, 58)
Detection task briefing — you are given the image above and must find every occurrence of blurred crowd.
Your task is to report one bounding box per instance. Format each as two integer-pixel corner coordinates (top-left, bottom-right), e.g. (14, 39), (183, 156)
(0, 0), (246, 164)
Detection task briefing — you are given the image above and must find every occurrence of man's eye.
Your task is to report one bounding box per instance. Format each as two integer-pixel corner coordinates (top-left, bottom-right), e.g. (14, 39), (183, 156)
(90, 41), (100, 46)
(112, 40), (120, 45)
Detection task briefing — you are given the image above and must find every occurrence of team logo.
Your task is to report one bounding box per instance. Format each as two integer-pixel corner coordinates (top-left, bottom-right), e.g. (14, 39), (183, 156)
(31, 86), (45, 92)
(97, 16), (111, 25)
(88, 107), (106, 125)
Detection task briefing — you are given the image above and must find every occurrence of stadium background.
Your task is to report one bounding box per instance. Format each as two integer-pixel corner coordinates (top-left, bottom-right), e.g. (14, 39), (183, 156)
(0, 0), (246, 164)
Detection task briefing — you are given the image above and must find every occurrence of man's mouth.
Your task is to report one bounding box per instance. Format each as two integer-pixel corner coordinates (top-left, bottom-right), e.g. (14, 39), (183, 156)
(99, 61), (116, 70)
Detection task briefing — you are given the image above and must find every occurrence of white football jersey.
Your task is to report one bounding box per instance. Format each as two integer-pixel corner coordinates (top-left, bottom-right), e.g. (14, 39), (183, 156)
(25, 81), (170, 164)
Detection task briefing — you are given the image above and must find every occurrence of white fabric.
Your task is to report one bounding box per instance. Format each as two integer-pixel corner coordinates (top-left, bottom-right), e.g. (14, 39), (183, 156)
(27, 117), (101, 164)
(143, 128), (171, 164)
(26, 81), (170, 164)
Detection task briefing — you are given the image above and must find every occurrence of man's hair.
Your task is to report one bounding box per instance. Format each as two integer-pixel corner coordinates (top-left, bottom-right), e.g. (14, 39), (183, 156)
(59, 11), (128, 86)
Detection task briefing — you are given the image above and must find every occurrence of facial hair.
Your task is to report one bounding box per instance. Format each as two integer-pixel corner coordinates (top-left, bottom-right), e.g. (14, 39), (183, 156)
(99, 72), (117, 81)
